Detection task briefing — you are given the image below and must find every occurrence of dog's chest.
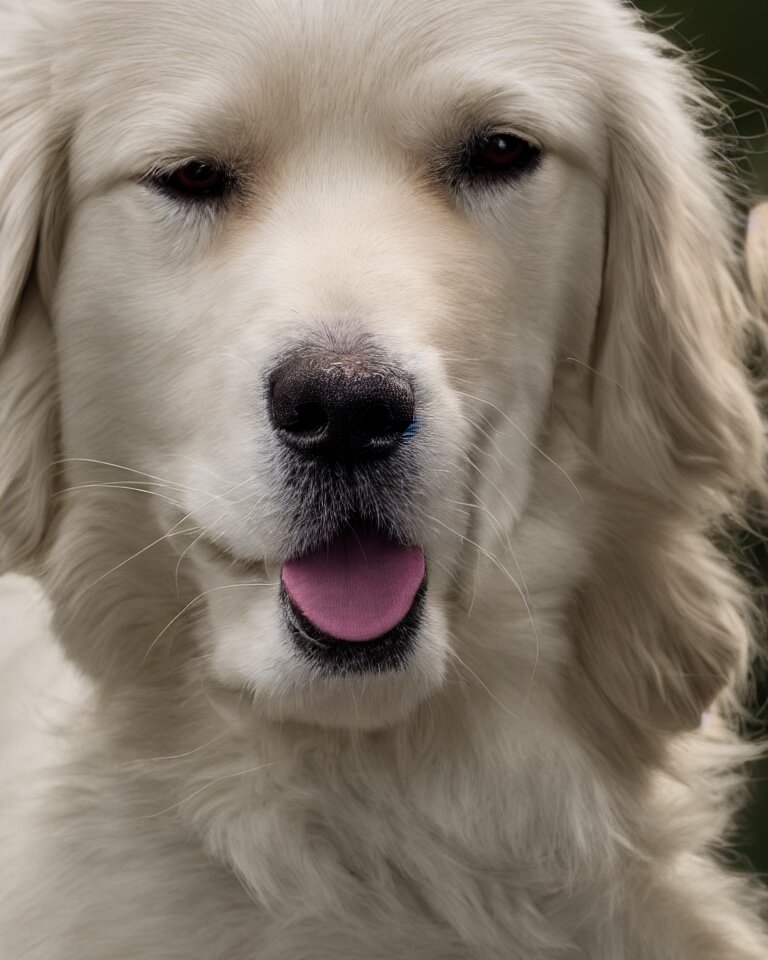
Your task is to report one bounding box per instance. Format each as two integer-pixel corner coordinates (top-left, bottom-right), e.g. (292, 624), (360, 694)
(2, 738), (604, 960)
(160, 737), (608, 959)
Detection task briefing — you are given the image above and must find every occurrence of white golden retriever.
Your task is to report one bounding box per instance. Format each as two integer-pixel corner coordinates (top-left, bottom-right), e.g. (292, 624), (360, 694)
(1, 0), (767, 956)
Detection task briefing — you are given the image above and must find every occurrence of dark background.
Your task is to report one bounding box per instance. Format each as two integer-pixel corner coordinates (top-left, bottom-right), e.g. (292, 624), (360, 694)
(633, 0), (768, 879)
(633, 0), (767, 192)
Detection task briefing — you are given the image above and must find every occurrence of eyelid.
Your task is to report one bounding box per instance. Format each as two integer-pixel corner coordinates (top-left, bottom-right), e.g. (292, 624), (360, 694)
(142, 157), (240, 207)
(142, 158), (192, 186)
(471, 124), (543, 150)
(439, 128), (543, 191)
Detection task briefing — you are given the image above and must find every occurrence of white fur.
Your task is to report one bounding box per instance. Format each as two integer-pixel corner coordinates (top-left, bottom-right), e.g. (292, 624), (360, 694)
(0, 0), (766, 956)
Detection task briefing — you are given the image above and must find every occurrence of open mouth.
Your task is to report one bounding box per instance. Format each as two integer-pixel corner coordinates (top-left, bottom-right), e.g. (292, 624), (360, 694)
(280, 525), (426, 673)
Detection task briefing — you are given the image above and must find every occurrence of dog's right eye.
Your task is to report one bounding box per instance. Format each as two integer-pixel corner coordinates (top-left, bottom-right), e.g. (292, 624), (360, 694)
(150, 160), (230, 201)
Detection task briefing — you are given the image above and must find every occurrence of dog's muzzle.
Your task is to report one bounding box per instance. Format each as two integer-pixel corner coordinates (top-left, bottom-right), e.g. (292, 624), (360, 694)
(267, 345), (426, 673)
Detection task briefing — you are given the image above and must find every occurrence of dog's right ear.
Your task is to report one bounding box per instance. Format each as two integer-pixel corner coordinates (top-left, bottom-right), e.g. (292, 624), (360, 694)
(0, 12), (61, 573)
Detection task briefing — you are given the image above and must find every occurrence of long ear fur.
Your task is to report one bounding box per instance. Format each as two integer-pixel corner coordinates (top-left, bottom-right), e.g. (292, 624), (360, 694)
(575, 21), (765, 734)
(593, 39), (763, 511)
(0, 7), (60, 572)
(747, 201), (768, 320)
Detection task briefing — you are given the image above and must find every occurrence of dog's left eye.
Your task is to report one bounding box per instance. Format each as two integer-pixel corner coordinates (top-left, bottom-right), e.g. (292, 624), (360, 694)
(461, 132), (542, 183)
(151, 160), (230, 200)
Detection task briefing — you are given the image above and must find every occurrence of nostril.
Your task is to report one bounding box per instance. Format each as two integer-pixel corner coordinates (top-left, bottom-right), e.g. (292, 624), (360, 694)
(286, 401), (329, 436)
(360, 403), (395, 436)
(359, 402), (413, 439)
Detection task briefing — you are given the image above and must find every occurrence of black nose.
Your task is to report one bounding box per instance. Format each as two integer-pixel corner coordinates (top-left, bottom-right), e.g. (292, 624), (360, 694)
(269, 349), (415, 462)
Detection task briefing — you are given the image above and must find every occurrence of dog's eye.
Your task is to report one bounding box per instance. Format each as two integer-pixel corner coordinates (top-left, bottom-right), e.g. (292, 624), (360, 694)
(462, 133), (541, 183)
(152, 160), (229, 200)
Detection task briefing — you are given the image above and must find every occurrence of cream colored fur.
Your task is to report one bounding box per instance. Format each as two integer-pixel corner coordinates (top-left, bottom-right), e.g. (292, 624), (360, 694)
(0, 1), (767, 957)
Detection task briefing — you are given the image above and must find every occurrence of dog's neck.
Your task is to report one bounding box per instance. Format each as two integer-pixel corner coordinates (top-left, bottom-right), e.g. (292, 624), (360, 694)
(92, 659), (628, 914)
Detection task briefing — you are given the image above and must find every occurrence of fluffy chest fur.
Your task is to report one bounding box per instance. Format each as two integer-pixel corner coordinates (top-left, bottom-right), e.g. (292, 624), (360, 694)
(0, 671), (703, 960)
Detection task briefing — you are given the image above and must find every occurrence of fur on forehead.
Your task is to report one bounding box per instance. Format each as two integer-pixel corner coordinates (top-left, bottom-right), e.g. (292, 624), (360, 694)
(53, 0), (609, 190)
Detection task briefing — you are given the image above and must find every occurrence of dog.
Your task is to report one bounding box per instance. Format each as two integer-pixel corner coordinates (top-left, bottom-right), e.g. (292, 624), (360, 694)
(1, 0), (767, 956)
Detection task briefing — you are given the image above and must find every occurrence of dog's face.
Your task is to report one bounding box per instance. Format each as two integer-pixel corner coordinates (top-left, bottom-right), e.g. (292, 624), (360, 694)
(1, 0), (760, 734)
(48, 0), (604, 727)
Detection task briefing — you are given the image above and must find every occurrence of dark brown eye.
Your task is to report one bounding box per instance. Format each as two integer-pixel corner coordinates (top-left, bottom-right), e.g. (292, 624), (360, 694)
(463, 132), (541, 182)
(153, 160), (229, 200)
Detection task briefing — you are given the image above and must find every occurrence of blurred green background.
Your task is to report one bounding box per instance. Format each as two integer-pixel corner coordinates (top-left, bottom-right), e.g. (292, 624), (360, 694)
(633, 0), (767, 193)
(634, 0), (768, 880)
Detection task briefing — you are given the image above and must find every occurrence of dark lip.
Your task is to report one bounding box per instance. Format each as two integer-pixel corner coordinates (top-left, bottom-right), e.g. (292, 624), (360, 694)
(280, 580), (427, 675)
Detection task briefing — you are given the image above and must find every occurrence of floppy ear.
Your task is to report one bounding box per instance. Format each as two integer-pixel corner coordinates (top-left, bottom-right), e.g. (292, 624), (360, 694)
(575, 34), (765, 733)
(0, 13), (60, 573)
(593, 48), (763, 510)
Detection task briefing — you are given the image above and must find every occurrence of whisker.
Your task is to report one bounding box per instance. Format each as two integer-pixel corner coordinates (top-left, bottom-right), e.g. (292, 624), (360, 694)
(139, 762), (277, 820)
(51, 457), (218, 498)
(128, 733), (229, 766)
(142, 580), (275, 664)
(417, 509), (538, 643)
(562, 355), (634, 398)
(164, 454), (228, 485)
(445, 646), (520, 722)
(445, 495), (528, 597)
(83, 525), (200, 594)
(468, 548), (481, 617)
(54, 483), (184, 507)
(174, 509), (238, 595)
(173, 479), (269, 592)
(457, 391), (583, 501)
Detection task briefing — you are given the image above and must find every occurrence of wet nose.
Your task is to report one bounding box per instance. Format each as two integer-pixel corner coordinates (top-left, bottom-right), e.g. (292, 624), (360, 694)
(269, 349), (415, 462)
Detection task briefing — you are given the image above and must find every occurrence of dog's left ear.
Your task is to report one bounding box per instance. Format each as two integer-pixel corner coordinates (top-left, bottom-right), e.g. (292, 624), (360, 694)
(576, 33), (765, 733)
(592, 50), (763, 511)
(0, 13), (61, 573)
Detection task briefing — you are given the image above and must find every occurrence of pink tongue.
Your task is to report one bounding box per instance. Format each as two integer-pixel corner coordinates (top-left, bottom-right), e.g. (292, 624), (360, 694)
(281, 529), (425, 642)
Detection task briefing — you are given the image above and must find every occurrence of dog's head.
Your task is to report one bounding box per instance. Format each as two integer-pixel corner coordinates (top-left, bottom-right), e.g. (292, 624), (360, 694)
(0, 0), (762, 733)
